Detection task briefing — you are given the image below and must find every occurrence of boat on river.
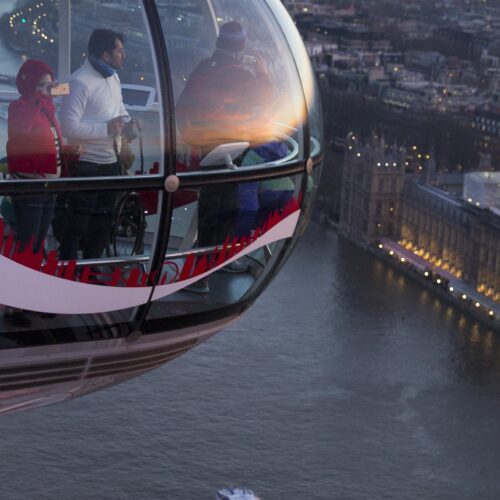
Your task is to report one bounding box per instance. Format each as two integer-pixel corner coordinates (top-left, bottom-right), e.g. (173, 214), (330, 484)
(216, 487), (261, 500)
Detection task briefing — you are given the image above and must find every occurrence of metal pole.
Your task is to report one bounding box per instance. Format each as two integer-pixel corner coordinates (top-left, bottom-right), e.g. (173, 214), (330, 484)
(58, 0), (71, 80)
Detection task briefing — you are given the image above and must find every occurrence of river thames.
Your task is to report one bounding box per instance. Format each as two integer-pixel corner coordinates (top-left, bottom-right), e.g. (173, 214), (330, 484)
(1, 219), (499, 499)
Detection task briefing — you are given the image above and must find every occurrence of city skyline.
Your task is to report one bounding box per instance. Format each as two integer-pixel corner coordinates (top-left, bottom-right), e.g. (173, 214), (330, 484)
(283, 0), (500, 330)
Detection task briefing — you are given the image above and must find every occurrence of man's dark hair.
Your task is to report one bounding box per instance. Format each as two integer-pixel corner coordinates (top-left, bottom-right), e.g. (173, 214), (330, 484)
(88, 29), (124, 59)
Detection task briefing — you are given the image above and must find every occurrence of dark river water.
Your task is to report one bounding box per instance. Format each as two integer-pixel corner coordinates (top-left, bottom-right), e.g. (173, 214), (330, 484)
(1, 219), (499, 500)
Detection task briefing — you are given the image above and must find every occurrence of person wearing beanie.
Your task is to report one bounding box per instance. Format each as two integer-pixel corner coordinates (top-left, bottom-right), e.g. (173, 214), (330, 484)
(177, 20), (273, 149)
(216, 20), (247, 53)
(176, 21), (274, 291)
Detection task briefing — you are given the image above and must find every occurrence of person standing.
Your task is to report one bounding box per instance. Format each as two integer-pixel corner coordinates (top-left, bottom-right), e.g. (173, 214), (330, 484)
(59, 29), (129, 260)
(7, 59), (75, 253)
(176, 21), (273, 290)
(6, 59), (77, 326)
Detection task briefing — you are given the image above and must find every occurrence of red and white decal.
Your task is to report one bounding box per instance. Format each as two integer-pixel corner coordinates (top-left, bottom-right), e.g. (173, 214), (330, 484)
(0, 201), (301, 314)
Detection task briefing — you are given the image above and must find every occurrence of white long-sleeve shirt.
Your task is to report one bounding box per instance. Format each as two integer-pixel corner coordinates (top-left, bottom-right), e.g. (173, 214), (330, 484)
(60, 60), (129, 165)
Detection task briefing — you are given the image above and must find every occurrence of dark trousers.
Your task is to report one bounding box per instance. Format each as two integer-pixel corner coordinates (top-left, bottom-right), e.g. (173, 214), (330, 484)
(234, 181), (259, 238)
(197, 184), (238, 247)
(257, 190), (293, 226)
(58, 161), (120, 260)
(12, 193), (56, 253)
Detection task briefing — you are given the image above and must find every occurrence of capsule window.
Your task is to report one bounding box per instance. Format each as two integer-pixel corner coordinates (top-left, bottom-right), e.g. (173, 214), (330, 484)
(0, 1), (165, 330)
(164, 0), (306, 173)
(66, 0), (164, 177)
(0, 1), (164, 182)
(149, 172), (304, 319)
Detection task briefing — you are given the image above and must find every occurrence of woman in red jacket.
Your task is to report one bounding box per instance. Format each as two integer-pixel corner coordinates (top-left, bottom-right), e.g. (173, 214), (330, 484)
(7, 59), (77, 254)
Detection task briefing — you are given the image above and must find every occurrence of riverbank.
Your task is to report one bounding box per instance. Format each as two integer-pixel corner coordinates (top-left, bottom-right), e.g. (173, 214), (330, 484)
(371, 241), (500, 333)
(316, 209), (500, 333)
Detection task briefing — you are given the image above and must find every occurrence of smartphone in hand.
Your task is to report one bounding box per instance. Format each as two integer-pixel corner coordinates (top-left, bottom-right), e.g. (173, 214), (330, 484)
(50, 83), (70, 96)
(241, 54), (256, 65)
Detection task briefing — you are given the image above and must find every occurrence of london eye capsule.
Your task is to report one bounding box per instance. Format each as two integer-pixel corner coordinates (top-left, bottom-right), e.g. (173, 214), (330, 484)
(0, 0), (323, 414)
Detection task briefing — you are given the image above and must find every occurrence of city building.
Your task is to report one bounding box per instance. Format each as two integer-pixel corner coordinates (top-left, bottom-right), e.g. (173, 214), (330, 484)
(473, 109), (500, 138)
(400, 181), (500, 303)
(463, 171), (500, 210)
(338, 140), (500, 305)
(339, 134), (405, 247)
(291, 0), (500, 320)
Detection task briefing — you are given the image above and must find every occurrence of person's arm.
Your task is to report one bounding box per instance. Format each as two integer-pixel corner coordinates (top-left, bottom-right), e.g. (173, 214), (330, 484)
(115, 74), (130, 123)
(118, 99), (129, 123)
(60, 79), (108, 140)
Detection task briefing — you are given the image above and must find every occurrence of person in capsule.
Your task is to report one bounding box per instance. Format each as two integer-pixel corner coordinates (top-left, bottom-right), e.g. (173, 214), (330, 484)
(5, 60), (80, 327)
(59, 29), (132, 261)
(176, 21), (273, 152)
(6, 59), (79, 253)
(176, 21), (274, 288)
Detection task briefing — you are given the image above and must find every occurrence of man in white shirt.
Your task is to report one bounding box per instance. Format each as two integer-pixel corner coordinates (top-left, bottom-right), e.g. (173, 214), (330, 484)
(59, 29), (129, 261)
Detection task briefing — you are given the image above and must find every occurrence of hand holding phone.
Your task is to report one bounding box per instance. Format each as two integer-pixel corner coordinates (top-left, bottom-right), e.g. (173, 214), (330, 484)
(241, 54), (256, 65)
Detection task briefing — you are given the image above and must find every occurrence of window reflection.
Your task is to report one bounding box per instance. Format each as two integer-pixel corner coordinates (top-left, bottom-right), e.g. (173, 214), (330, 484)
(69, 0), (164, 177)
(0, 186), (158, 331)
(5, 60), (68, 256)
(169, 146), (298, 258)
(0, 3), (167, 327)
(166, 0), (305, 172)
(0, 0), (320, 333)
(2, 188), (152, 277)
(155, 173), (303, 316)
(1, 2), (58, 86)
(1, 0), (164, 181)
(266, 0), (323, 158)
(1, 0), (163, 179)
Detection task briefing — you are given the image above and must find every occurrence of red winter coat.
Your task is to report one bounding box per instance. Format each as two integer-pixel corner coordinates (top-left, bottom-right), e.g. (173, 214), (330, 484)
(7, 94), (67, 177)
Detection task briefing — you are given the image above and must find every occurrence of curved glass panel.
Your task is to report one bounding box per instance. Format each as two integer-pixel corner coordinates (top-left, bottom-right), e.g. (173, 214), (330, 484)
(66, 0), (164, 177)
(0, 1), (59, 161)
(0, 0), (164, 182)
(0, 1), (166, 332)
(0, 3), (55, 96)
(266, 0), (324, 157)
(0, 1), (322, 350)
(308, 78), (324, 158)
(0, 187), (162, 334)
(148, 172), (304, 319)
(163, 0), (306, 172)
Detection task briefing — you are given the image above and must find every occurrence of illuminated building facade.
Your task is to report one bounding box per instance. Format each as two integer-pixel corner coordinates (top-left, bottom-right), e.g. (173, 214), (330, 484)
(339, 134), (405, 247)
(338, 135), (499, 305)
(400, 182), (500, 303)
